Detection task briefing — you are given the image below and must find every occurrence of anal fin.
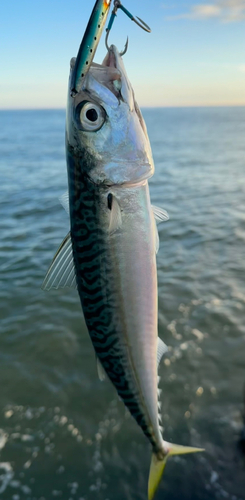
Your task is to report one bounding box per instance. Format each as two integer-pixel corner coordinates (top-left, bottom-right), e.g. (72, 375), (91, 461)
(157, 337), (168, 366)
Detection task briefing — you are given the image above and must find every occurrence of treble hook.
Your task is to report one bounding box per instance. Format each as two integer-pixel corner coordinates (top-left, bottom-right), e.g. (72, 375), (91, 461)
(105, 0), (151, 55)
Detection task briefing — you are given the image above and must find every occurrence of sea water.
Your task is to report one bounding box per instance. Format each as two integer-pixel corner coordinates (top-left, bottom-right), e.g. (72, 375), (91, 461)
(0, 107), (244, 499)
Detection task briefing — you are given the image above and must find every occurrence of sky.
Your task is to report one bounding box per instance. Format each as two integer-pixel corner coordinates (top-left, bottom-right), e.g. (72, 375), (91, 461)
(1, 0), (245, 108)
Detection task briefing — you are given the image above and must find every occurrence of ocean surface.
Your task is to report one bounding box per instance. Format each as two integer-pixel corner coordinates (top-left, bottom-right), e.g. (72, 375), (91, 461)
(0, 107), (245, 500)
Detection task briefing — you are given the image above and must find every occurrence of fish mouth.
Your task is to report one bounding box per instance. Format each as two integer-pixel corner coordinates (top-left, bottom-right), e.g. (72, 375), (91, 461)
(102, 44), (118, 69)
(89, 45), (123, 98)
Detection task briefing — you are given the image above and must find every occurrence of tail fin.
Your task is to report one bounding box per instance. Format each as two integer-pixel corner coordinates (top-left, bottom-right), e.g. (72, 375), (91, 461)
(148, 442), (204, 500)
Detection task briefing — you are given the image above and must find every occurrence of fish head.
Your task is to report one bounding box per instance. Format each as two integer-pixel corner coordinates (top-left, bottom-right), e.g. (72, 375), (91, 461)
(66, 45), (154, 185)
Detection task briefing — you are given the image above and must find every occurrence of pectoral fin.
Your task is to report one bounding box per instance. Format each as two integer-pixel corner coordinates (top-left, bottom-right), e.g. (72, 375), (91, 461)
(108, 194), (122, 234)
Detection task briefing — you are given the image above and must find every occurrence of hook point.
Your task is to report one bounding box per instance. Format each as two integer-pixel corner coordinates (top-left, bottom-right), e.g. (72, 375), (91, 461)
(105, 29), (110, 51)
(135, 16), (151, 33)
(120, 36), (128, 56)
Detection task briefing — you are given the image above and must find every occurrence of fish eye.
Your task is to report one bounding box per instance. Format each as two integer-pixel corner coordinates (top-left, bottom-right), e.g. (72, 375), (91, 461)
(75, 101), (106, 132)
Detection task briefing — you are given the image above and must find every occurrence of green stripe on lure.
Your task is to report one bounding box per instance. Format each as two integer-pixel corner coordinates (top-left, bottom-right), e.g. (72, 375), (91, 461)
(70, 0), (151, 96)
(70, 0), (112, 96)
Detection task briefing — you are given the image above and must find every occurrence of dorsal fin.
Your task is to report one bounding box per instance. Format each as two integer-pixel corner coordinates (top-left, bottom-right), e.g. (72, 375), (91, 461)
(42, 232), (77, 290)
(96, 357), (106, 381)
(59, 191), (70, 215)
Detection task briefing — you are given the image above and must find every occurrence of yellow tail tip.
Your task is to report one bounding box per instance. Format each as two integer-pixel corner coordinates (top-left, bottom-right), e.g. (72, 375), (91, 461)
(148, 453), (167, 500)
(148, 443), (205, 500)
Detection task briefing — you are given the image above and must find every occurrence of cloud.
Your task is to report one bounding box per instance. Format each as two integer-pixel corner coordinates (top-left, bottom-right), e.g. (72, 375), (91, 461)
(168, 0), (245, 22)
(191, 4), (222, 18)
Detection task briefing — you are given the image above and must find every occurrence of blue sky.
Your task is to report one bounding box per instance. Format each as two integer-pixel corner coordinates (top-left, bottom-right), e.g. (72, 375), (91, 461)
(1, 0), (245, 108)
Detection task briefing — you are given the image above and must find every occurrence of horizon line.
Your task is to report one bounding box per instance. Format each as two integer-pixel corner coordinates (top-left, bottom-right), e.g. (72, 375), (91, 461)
(1, 103), (245, 111)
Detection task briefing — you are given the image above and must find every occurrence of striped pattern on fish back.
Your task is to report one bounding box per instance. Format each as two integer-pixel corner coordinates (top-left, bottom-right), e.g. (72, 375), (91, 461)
(67, 146), (159, 450)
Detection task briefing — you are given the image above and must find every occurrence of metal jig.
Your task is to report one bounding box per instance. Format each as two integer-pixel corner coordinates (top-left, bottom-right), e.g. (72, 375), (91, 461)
(105, 0), (151, 55)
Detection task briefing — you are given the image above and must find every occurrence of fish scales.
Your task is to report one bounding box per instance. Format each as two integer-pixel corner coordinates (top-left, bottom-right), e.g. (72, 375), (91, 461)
(43, 28), (204, 499)
(67, 143), (161, 450)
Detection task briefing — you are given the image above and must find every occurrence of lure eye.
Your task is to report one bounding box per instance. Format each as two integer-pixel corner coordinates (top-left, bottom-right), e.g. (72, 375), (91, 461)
(76, 101), (106, 132)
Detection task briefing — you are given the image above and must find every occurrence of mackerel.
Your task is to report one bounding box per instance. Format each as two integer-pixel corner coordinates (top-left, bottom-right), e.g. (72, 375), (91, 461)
(43, 36), (203, 500)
